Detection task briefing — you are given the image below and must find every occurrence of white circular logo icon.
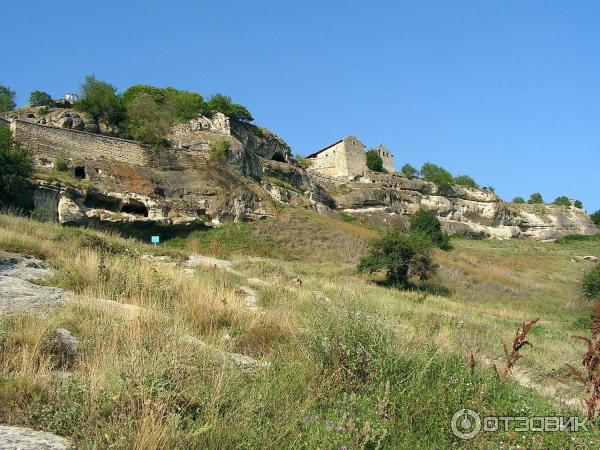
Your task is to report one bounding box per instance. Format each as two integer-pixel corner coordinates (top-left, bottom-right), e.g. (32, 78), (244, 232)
(451, 409), (481, 440)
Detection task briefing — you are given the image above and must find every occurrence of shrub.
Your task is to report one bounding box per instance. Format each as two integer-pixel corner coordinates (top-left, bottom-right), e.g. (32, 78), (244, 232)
(293, 155), (312, 169)
(75, 75), (124, 125)
(206, 94), (253, 122)
(512, 196), (526, 204)
(409, 209), (451, 251)
(365, 149), (384, 172)
(453, 174), (479, 189)
(591, 211), (600, 227)
(37, 106), (50, 116)
(401, 163), (417, 178)
(358, 228), (436, 287)
(574, 200), (583, 209)
(553, 196), (571, 207)
(53, 151), (69, 171)
(29, 90), (52, 106)
(0, 128), (33, 204)
(208, 139), (231, 161)
(339, 212), (356, 223)
(124, 93), (174, 147)
(582, 264), (600, 300)
(528, 192), (544, 204)
(420, 162), (453, 192)
(0, 85), (16, 112)
(482, 186), (496, 193)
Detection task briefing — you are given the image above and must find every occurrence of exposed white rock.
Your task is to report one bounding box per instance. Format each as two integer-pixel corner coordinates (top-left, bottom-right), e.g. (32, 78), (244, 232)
(0, 426), (72, 450)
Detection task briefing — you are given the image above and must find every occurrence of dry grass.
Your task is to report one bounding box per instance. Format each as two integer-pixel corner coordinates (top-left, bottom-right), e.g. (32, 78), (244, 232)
(1, 212), (599, 447)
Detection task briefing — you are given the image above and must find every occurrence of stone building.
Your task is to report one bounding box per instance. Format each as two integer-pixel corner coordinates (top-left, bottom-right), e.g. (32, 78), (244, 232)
(306, 136), (395, 177)
(372, 144), (394, 172)
(306, 136), (368, 177)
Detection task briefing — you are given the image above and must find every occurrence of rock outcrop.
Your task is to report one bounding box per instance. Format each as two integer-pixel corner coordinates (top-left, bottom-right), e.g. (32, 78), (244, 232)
(323, 172), (597, 240)
(0, 426), (72, 450)
(4, 105), (596, 240)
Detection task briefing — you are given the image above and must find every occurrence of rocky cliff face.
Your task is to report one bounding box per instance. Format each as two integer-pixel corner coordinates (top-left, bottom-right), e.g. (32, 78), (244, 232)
(10, 108), (596, 240)
(321, 172), (597, 240)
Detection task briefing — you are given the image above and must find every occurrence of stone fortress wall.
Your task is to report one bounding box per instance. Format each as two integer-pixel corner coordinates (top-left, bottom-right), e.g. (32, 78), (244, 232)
(7, 119), (149, 166)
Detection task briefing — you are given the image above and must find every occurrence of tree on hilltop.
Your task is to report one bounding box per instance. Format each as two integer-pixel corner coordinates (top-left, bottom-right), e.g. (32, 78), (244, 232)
(0, 85), (16, 112)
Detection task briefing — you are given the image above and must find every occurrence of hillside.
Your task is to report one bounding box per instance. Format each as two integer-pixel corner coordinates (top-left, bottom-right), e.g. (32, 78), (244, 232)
(1, 209), (599, 448)
(1, 101), (597, 241)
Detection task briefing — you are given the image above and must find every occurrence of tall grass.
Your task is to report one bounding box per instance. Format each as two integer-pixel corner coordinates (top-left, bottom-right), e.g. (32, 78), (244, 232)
(0, 213), (598, 447)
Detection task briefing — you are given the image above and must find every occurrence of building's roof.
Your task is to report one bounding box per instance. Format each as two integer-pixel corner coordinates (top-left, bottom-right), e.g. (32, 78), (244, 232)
(306, 138), (344, 159)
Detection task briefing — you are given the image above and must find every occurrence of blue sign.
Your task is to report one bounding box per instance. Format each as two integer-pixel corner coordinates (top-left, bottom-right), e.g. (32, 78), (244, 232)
(151, 235), (160, 245)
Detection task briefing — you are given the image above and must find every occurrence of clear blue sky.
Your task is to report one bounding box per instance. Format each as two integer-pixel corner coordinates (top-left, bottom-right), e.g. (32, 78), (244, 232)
(3, 0), (599, 211)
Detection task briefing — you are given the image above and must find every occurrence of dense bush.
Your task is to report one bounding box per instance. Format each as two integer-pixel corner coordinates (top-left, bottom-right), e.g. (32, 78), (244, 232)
(574, 200), (583, 209)
(512, 196), (526, 204)
(409, 209), (451, 251)
(365, 149), (384, 172)
(401, 163), (417, 178)
(206, 94), (253, 122)
(420, 162), (453, 192)
(75, 76), (124, 125)
(0, 85), (16, 112)
(453, 174), (479, 189)
(582, 264), (600, 300)
(482, 186), (496, 192)
(123, 93), (174, 147)
(528, 192), (544, 204)
(0, 128), (33, 204)
(591, 211), (600, 227)
(553, 196), (571, 207)
(358, 227), (436, 287)
(29, 90), (52, 106)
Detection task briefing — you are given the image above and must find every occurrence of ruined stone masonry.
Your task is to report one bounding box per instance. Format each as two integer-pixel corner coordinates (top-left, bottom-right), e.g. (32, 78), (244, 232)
(9, 119), (149, 166)
(306, 136), (395, 177)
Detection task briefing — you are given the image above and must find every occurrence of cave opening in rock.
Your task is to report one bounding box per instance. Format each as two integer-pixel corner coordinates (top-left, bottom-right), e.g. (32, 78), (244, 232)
(74, 166), (86, 179)
(271, 152), (286, 163)
(121, 200), (149, 217)
(84, 192), (121, 212)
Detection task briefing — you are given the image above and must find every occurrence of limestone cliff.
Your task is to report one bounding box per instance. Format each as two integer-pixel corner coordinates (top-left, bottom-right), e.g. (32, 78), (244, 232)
(316, 171), (597, 240)
(4, 108), (596, 240)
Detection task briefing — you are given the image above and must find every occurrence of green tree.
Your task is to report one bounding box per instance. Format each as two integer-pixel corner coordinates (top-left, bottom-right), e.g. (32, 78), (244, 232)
(0, 85), (16, 112)
(420, 162), (453, 192)
(528, 192), (544, 204)
(574, 200), (583, 209)
(206, 94), (253, 122)
(401, 163), (417, 178)
(29, 90), (52, 106)
(453, 174), (479, 189)
(591, 211), (600, 227)
(365, 149), (384, 172)
(358, 227), (436, 287)
(553, 196), (571, 207)
(124, 93), (174, 147)
(482, 186), (496, 193)
(512, 196), (526, 204)
(122, 85), (167, 106)
(75, 75), (124, 126)
(163, 88), (204, 122)
(0, 127), (33, 204)
(409, 209), (451, 251)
